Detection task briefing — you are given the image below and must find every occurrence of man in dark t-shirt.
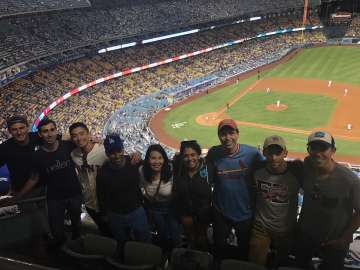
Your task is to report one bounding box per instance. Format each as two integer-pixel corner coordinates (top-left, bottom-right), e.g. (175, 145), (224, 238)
(96, 134), (150, 252)
(6, 118), (82, 247)
(296, 131), (360, 270)
(0, 115), (42, 194)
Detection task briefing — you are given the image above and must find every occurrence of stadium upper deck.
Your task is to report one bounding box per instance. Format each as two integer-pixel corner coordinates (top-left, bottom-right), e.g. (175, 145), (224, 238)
(0, 0), (305, 72)
(0, 0), (91, 18)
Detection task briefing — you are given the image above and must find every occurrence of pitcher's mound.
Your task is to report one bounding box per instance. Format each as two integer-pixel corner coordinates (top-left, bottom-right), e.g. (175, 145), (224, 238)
(266, 104), (288, 111)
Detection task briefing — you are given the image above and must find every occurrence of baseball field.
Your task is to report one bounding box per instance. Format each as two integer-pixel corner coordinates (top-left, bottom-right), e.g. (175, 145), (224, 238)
(150, 46), (360, 163)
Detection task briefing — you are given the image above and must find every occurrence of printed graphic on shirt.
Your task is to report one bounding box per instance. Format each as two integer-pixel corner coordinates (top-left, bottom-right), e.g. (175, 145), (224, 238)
(217, 159), (248, 178)
(258, 180), (289, 204)
(79, 164), (102, 173)
(46, 159), (71, 174)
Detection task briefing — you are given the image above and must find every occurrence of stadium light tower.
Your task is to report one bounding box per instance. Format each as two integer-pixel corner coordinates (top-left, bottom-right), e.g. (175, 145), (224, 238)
(302, 0), (309, 43)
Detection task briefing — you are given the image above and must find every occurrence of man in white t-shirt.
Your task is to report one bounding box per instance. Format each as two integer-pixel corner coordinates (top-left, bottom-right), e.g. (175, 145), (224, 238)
(69, 122), (111, 236)
(69, 122), (142, 236)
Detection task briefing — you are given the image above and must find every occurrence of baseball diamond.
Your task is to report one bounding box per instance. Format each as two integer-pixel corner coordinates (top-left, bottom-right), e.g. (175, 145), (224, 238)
(150, 46), (360, 163)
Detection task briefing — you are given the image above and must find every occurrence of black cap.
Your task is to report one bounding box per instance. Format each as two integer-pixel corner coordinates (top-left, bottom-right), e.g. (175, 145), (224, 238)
(6, 115), (28, 129)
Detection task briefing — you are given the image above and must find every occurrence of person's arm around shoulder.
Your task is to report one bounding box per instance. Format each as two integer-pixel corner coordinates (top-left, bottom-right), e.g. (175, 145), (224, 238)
(129, 151), (142, 166)
(255, 146), (265, 163)
(205, 148), (217, 187)
(288, 159), (304, 189)
(248, 147), (265, 183)
(205, 146), (217, 162)
(249, 158), (263, 211)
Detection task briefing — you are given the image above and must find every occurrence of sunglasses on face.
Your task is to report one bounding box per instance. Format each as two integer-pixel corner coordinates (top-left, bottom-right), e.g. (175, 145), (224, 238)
(264, 145), (284, 156)
(308, 143), (331, 153)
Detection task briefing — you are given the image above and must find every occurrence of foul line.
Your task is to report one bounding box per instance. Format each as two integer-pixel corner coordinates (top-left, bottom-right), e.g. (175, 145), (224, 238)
(217, 79), (262, 115)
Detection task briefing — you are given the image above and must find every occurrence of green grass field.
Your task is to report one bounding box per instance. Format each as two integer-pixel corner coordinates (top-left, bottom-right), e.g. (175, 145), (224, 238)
(227, 91), (336, 129)
(265, 46), (360, 85)
(163, 46), (360, 156)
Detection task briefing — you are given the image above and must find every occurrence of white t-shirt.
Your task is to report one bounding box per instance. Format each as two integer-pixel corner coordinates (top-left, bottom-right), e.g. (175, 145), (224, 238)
(139, 165), (173, 202)
(71, 143), (108, 210)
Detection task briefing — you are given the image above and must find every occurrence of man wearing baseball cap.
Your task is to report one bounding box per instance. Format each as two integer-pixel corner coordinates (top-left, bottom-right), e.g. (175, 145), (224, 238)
(295, 131), (360, 270)
(206, 119), (264, 260)
(249, 135), (303, 267)
(0, 115), (42, 194)
(96, 134), (150, 256)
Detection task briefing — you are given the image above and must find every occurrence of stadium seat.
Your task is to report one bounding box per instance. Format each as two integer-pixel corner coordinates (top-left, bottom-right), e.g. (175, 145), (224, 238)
(63, 234), (117, 269)
(167, 248), (213, 270)
(63, 233), (117, 258)
(277, 267), (304, 270)
(106, 241), (163, 270)
(220, 259), (266, 270)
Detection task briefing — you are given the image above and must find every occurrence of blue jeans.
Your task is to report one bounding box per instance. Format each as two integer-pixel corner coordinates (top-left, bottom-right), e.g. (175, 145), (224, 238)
(148, 205), (181, 249)
(47, 195), (82, 244)
(108, 206), (151, 245)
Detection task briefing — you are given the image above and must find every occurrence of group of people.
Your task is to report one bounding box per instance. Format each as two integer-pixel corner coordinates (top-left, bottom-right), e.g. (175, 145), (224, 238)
(346, 16), (360, 37)
(1, 115), (359, 270)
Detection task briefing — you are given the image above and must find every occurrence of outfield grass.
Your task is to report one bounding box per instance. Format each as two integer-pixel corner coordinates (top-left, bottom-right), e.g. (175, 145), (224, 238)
(162, 46), (360, 156)
(265, 46), (360, 85)
(227, 91), (336, 129)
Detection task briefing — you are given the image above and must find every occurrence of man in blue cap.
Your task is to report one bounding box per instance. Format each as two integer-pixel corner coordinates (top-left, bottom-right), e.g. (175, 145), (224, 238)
(96, 134), (151, 256)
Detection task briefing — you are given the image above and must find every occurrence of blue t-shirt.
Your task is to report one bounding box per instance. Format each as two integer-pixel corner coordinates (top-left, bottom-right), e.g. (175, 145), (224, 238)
(207, 144), (263, 221)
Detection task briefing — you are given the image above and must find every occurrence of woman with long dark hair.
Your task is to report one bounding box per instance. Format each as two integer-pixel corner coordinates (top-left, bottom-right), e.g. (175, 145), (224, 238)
(173, 140), (212, 250)
(139, 144), (181, 251)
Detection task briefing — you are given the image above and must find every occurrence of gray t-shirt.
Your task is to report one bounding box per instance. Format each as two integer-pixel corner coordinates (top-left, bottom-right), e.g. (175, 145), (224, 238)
(299, 158), (360, 242)
(253, 160), (302, 233)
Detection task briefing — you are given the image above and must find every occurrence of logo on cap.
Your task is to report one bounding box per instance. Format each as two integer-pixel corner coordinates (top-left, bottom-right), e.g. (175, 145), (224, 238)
(314, 131), (326, 138)
(307, 131), (334, 147)
(104, 134), (124, 153)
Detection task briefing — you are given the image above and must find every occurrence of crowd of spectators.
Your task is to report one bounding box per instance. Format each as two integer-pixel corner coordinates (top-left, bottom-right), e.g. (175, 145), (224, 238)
(345, 15), (360, 37)
(0, 0), (90, 18)
(0, 0), (306, 71)
(0, 15), (327, 144)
